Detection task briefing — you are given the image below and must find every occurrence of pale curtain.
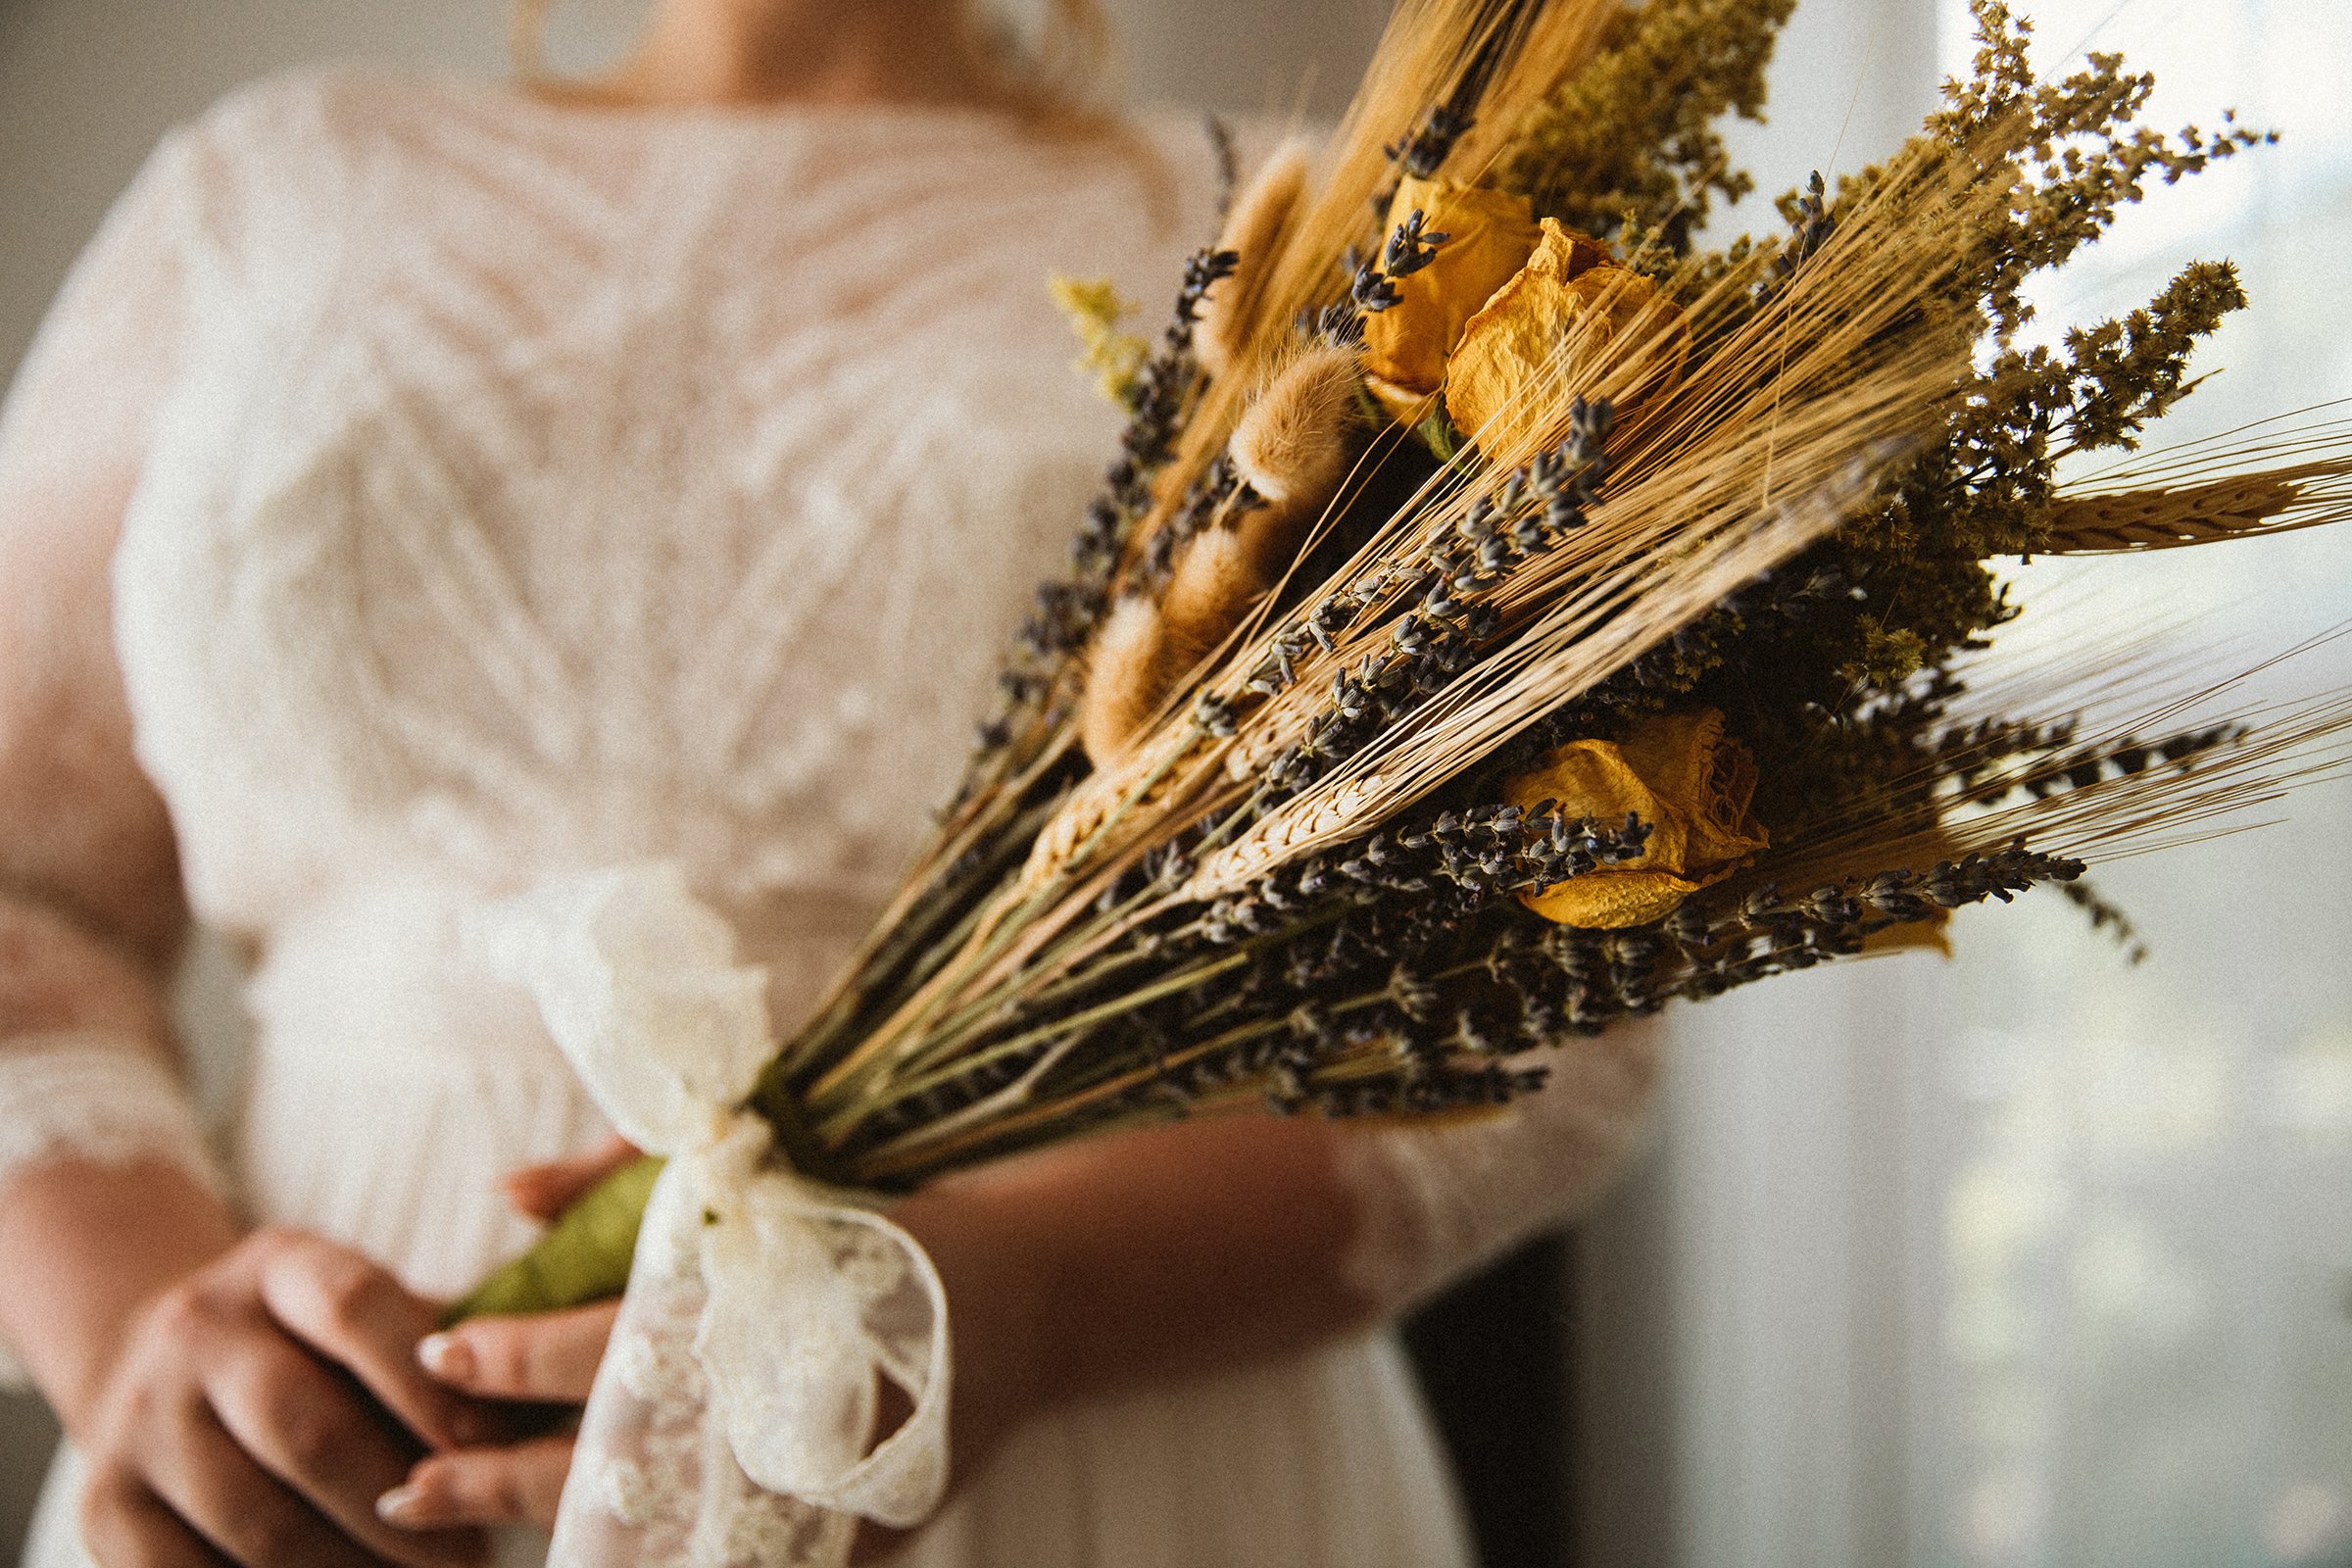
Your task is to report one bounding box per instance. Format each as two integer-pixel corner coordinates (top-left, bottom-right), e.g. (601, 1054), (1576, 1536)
(1576, 3), (2352, 1563)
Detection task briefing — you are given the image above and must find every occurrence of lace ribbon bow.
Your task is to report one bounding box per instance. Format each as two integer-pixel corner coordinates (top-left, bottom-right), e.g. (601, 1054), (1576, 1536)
(467, 864), (951, 1568)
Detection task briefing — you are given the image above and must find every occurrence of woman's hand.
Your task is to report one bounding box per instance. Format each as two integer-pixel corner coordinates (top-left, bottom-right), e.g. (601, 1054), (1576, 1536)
(392, 1136), (912, 1562)
(380, 1135), (633, 1533)
(75, 1224), (492, 1568)
(383, 1299), (619, 1532)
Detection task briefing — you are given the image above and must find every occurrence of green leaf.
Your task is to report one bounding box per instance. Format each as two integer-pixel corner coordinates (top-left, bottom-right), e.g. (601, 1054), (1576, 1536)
(442, 1154), (666, 1324)
(1415, 409), (1462, 462)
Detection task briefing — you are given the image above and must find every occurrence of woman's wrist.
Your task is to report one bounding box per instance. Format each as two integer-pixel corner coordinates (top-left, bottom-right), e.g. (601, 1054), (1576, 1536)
(0, 1153), (239, 1434)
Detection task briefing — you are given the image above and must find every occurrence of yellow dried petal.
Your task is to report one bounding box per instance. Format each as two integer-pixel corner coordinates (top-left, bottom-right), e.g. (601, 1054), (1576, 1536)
(1360, 176), (1544, 400)
(1616, 709), (1767, 866)
(1863, 908), (1952, 957)
(1444, 220), (1680, 466)
(1503, 707), (1768, 929)
(1505, 733), (1690, 875)
(1363, 372), (1440, 428)
(1521, 869), (1705, 930)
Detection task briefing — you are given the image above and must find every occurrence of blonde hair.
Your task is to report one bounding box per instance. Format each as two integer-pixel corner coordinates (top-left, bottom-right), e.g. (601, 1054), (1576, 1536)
(510, 0), (1114, 112)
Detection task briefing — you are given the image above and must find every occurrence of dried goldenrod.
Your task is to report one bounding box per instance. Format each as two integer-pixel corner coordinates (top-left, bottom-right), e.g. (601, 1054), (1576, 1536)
(1049, 274), (1150, 407)
(1501, 0), (1797, 249)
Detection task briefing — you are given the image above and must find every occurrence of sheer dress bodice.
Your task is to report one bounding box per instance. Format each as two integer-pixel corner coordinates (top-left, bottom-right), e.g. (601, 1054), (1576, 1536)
(122, 74), (1151, 937)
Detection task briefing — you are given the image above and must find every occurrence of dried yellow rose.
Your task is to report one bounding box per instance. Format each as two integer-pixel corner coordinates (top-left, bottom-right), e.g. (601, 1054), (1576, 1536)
(1504, 709), (1768, 929)
(1360, 176), (1545, 421)
(1445, 219), (1681, 466)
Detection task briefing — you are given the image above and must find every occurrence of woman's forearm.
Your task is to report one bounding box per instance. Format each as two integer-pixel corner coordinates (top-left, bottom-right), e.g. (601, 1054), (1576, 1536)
(0, 883), (227, 1432)
(0, 896), (180, 1046)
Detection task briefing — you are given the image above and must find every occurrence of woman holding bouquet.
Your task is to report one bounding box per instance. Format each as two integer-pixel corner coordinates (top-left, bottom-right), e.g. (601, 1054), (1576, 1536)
(0, 0), (1663, 1562)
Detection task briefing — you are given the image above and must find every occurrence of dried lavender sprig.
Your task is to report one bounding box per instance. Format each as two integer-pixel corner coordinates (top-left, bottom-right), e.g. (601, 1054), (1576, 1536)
(1209, 804), (1653, 935)
(1347, 195), (1470, 318)
(1450, 842), (2092, 1039)
(867, 812), (1648, 1121)
(2056, 877), (2148, 964)
(1139, 454), (1252, 590)
(1206, 114), (1240, 220)
(1384, 102), (1478, 182)
(1960, 721), (2247, 805)
(1383, 208), (1451, 277)
(1761, 171), (1833, 304)
(845, 834), (2089, 1189)
(912, 796), (1638, 1069)
(833, 795), (1651, 1146)
(964, 246), (1242, 778)
(1226, 842), (2082, 1078)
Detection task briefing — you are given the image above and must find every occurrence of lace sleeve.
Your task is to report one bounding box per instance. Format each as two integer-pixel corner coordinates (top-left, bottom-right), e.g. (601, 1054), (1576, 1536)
(0, 1031), (223, 1200)
(1334, 1012), (1665, 1313)
(0, 128), (221, 1387)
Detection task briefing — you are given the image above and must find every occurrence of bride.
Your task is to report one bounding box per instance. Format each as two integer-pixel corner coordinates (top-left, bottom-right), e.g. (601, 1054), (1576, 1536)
(0, 0), (1664, 1562)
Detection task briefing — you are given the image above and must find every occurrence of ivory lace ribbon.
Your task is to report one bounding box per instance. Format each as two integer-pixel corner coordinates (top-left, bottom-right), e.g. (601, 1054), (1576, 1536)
(466, 864), (951, 1568)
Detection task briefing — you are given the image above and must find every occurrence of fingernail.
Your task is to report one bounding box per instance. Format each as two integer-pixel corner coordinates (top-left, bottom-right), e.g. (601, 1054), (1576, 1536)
(417, 1332), (473, 1382)
(376, 1484), (427, 1526)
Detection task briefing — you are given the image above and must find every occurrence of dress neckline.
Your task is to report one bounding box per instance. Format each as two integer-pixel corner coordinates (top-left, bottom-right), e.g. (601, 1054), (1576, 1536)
(412, 67), (1081, 143)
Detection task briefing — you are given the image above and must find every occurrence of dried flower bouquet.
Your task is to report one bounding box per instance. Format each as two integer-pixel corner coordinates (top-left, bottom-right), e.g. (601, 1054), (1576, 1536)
(461, 0), (2352, 1324)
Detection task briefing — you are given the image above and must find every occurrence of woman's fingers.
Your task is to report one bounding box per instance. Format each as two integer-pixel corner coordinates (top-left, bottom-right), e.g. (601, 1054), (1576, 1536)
(248, 1228), (489, 1451)
(132, 1391), (376, 1568)
(392, 1272), (620, 1543)
(76, 1224), (501, 1568)
(380, 1436), (576, 1532)
(202, 1329), (487, 1568)
(416, 1298), (619, 1403)
(500, 1135), (641, 1224)
(77, 1467), (232, 1568)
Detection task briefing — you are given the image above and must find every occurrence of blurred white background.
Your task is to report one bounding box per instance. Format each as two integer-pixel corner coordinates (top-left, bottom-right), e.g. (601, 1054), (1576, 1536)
(2, 1), (2345, 1564)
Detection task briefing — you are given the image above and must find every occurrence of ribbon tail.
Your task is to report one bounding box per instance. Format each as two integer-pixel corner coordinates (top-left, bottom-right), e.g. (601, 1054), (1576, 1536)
(470, 867), (956, 1563)
(698, 1168), (953, 1527)
(549, 1155), (858, 1568)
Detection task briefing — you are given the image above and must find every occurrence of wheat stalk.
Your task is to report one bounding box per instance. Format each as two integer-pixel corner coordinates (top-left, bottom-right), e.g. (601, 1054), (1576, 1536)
(2039, 462), (2352, 552)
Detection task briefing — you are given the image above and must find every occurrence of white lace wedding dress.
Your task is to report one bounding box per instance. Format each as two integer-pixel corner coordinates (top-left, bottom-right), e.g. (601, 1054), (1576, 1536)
(2, 68), (1663, 1567)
